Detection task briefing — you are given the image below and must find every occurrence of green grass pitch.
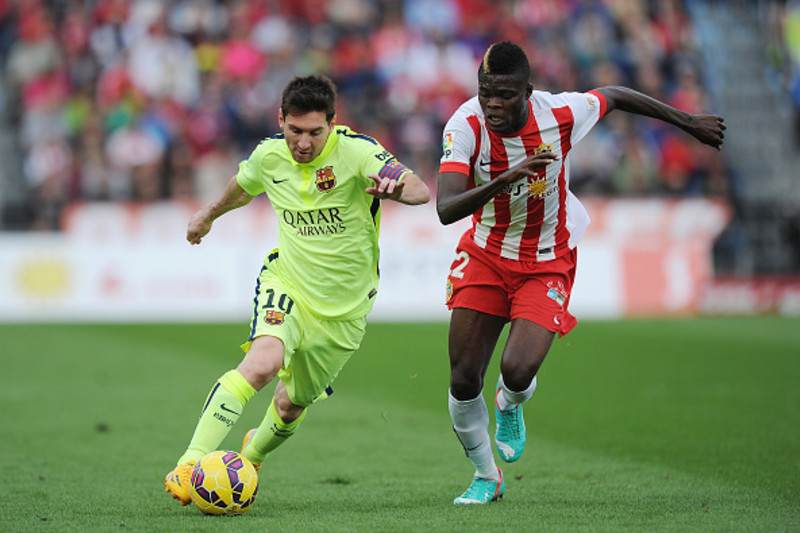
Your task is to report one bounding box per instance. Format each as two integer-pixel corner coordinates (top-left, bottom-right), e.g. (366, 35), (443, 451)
(2, 317), (798, 532)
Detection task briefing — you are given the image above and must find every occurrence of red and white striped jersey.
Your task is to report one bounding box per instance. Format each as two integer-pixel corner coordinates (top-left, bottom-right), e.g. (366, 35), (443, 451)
(439, 90), (608, 261)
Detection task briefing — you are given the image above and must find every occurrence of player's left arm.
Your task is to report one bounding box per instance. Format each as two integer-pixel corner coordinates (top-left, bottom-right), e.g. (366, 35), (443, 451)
(366, 161), (431, 205)
(594, 85), (726, 150)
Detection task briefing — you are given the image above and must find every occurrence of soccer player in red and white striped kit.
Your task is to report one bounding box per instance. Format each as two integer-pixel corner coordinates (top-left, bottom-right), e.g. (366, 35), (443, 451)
(437, 41), (726, 504)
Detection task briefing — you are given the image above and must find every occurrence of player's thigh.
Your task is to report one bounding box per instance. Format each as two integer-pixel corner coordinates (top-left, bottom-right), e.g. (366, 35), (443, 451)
(239, 267), (306, 389)
(510, 253), (578, 336)
(236, 335), (285, 390)
(500, 318), (555, 388)
(448, 307), (507, 399)
(449, 307), (507, 369)
(243, 264), (302, 348)
(279, 316), (367, 408)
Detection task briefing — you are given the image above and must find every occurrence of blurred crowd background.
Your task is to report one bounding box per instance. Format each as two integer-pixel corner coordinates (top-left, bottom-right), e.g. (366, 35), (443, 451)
(0, 0), (798, 258)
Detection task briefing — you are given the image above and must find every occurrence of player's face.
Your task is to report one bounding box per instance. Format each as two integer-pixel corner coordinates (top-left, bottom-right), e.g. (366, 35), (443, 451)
(477, 74), (532, 134)
(280, 111), (334, 164)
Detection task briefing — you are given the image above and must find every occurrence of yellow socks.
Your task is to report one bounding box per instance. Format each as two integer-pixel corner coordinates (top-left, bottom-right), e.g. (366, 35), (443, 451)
(243, 399), (307, 464)
(178, 370), (257, 465)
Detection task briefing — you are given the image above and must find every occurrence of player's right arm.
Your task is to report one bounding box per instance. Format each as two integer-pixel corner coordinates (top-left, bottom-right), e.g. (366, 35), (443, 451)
(436, 152), (558, 225)
(595, 86), (726, 150)
(187, 174), (254, 245)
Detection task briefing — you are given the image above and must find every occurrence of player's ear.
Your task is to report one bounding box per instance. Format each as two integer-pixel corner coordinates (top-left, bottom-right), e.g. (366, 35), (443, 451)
(329, 113), (337, 128)
(278, 109), (285, 129)
(526, 83), (533, 98)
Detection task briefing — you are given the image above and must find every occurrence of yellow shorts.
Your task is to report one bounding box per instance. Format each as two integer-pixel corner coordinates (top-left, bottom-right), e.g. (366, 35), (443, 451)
(240, 260), (367, 408)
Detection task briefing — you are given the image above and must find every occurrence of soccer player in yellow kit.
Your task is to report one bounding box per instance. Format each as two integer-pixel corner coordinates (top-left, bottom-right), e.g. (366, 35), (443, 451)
(164, 75), (430, 505)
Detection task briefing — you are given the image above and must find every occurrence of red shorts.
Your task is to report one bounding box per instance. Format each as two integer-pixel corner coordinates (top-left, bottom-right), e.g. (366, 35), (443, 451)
(445, 233), (578, 336)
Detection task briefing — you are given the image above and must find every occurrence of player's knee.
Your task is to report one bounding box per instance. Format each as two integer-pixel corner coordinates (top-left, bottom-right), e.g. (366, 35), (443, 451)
(500, 361), (540, 392)
(238, 337), (284, 389)
(274, 397), (304, 423)
(450, 372), (483, 400)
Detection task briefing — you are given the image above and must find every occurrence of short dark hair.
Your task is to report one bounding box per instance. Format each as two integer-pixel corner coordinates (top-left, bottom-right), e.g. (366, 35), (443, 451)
(478, 41), (530, 82)
(281, 75), (337, 122)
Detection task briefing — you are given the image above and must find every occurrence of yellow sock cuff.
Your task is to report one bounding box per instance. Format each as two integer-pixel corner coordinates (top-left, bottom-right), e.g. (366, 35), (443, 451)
(219, 370), (257, 404)
(267, 399), (306, 432)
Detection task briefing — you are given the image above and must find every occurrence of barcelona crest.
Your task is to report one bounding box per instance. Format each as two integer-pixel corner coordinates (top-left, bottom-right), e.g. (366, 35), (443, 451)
(315, 166), (336, 192)
(264, 310), (285, 325)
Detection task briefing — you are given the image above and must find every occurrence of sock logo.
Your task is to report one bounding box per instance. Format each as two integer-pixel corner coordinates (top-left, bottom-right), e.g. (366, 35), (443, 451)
(270, 423), (293, 439)
(213, 412), (236, 427)
(220, 403), (241, 416)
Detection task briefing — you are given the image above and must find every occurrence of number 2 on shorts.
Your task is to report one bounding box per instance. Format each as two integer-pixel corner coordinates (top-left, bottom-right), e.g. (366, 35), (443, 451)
(450, 251), (470, 279)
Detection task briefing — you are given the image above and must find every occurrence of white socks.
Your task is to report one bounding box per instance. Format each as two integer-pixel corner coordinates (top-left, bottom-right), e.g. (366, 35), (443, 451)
(449, 390), (499, 480)
(496, 374), (537, 412)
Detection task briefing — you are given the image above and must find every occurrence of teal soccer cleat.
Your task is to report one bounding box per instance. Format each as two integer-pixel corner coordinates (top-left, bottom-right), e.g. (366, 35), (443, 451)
(453, 468), (504, 504)
(494, 382), (526, 462)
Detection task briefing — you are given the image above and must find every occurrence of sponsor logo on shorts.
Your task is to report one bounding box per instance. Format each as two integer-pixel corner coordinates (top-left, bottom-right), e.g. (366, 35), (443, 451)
(264, 310), (285, 325)
(315, 166), (336, 192)
(546, 281), (567, 306)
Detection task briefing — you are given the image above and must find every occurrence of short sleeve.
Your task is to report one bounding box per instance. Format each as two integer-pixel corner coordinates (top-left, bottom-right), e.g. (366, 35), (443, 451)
(439, 98), (479, 175)
(236, 142), (267, 196)
(352, 135), (408, 185)
(564, 91), (607, 146)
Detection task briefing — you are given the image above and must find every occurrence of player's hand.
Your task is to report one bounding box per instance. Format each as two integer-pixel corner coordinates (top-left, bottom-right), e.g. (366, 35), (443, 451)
(366, 173), (406, 200)
(686, 114), (726, 150)
(498, 151), (559, 184)
(187, 211), (213, 245)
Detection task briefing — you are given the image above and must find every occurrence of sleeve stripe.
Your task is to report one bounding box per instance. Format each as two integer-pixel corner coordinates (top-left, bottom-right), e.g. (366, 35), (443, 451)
(438, 161), (470, 175)
(587, 89), (608, 118)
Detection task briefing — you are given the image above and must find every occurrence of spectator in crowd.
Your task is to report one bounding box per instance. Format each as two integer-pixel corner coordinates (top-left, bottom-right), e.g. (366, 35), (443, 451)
(0, 0), (728, 230)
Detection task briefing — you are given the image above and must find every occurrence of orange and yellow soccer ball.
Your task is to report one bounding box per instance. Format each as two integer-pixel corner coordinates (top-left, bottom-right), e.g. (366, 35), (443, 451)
(189, 450), (259, 515)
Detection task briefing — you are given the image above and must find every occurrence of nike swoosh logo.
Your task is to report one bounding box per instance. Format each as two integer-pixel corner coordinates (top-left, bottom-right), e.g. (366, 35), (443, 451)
(478, 159), (493, 168)
(272, 178), (288, 184)
(220, 403), (240, 415)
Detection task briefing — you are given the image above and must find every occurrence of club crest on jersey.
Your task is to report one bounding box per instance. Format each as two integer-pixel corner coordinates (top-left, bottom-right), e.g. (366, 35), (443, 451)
(546, 281), (567, 306)
(264, 310), (285, 325)
(315, 166), (336, 192)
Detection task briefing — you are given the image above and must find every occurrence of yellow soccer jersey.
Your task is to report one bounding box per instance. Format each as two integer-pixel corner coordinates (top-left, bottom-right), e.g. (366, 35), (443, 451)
(236, 125), (402, 319)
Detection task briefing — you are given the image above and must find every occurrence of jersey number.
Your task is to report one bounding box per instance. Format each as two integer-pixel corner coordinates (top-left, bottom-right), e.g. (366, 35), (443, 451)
(262, 288), (295, 315)
(450, 251), (470, 279)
